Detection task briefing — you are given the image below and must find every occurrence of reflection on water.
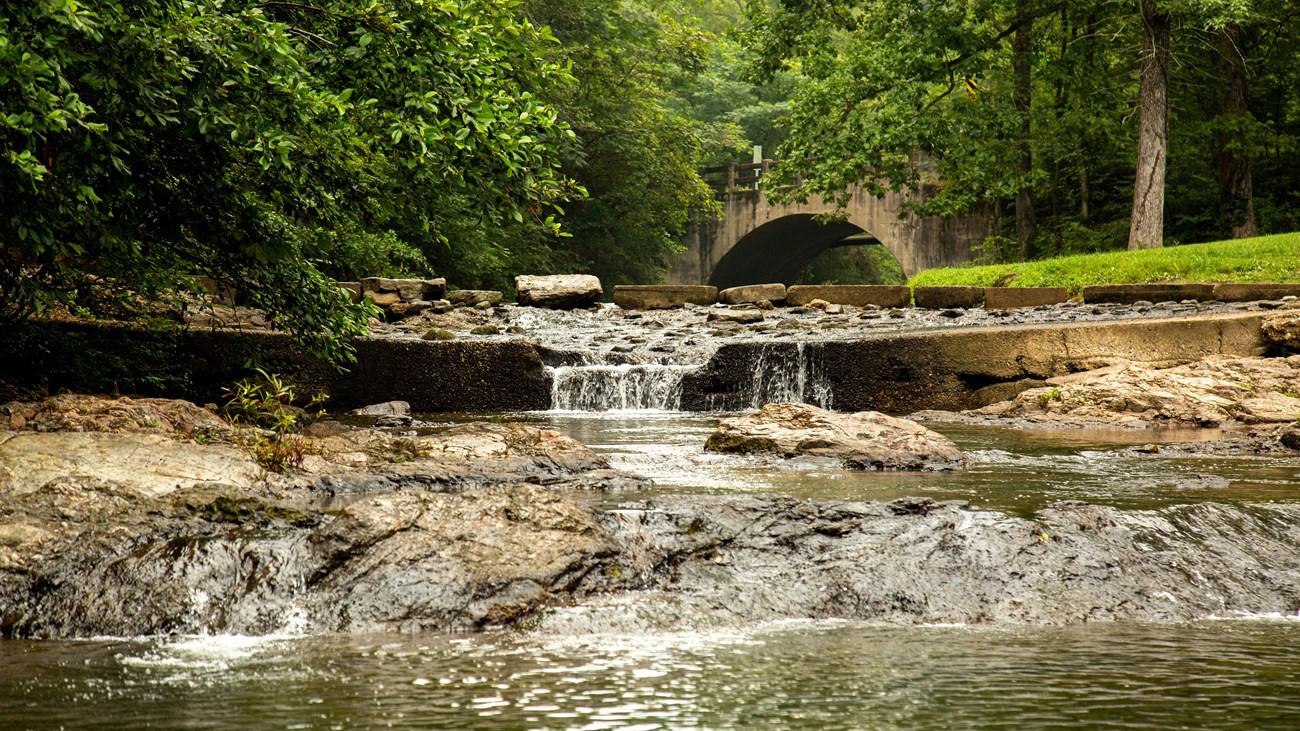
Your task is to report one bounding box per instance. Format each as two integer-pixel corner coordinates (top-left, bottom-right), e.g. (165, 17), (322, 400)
(516, 412), (1300, 515)
(5, 620), (1300, 730)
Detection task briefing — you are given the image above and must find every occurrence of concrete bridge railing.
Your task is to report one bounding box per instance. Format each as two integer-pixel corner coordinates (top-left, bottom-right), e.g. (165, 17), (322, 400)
(667, 160), (991, 289)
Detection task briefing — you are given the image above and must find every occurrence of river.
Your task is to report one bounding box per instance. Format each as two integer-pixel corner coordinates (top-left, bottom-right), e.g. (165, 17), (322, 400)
(3, 410), (1299, 729)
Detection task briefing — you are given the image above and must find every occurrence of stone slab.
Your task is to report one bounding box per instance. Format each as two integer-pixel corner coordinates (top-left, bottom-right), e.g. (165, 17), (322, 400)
(984, 287), (1071, 309)
(614, 285), (717, 310)
(1211, 283), (1300, 302)
(719, 283), (786, 305)
(516, 274), (603, 309)
(786, 285), (912, 308)
(913, 286), (985, 309)
(1082, 283), (1215, 304)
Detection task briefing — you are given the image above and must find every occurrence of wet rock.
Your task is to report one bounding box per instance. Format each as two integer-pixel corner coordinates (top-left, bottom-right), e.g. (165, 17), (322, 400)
(0, 431), (264, 498)
(349, 400), (411, 417)
(964, 355), (1300, 427)
(447, 289), (503, 307)
(516, 275), (603, 309)
(706, 309), (764, 324)
(1, 394), (228, 437)
(386, 301), (432, 319)
(185, 305), (271, 330)
(421, 329), (456, 341)
(1281, 424), (1300, 451)
(704, 403), (965, 470)
(1263, 312), (1300, 351)
(470, 324), (502, 335)
(361, 277), (446, 302)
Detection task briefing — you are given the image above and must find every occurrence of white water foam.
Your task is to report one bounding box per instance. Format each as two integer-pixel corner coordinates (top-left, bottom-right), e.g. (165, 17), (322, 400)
(549, 364), (697, 411)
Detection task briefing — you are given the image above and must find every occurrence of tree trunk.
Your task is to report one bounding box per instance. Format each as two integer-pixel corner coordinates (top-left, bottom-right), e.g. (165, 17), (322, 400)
(1216, 24), (1258, 239)
(1014, 1), (1036, 260)
(1127, 0), (1171, 250)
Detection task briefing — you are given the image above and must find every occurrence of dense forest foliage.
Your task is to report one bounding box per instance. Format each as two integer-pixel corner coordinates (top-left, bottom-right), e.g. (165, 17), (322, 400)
(3, 0), (1297, 360)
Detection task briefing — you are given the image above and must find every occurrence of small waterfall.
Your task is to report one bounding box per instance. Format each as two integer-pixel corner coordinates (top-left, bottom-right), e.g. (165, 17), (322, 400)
(745, 342), (833, 409)
(549, 364), (697, 411)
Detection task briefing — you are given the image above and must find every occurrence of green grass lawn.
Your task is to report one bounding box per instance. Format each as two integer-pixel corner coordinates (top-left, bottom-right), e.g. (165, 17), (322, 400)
(908, 233), (1300, 292)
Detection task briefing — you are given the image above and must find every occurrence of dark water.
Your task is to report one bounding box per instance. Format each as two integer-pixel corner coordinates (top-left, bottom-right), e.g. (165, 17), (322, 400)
(4, 413), (1300, 729)
(4, 620), (1300, 730)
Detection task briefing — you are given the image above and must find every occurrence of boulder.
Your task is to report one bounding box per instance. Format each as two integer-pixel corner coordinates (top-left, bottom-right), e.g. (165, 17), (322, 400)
(367, 291), (402, 308)
(786, 285), (911, 308)
(719, 283), (786, 305)
(350, 401), (411, 417)
(360, 277), (446, 302)
(386, 301), (431, 320)
(613, 285), (717, 310)
(704, 402), (964, 470)
(1263, 312), (1300, 350)
(0, 394), (228, 436)
(447, 289), (503, 307)
(515, 275), (603, 309)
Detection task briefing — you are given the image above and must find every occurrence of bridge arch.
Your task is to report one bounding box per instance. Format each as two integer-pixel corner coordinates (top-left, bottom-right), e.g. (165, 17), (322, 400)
(707, 214), (883, 290)
(665, 165), (990, 288)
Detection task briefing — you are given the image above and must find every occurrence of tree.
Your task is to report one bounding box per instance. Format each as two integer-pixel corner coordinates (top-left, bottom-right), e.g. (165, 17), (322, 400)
(0, 0), (576, 361)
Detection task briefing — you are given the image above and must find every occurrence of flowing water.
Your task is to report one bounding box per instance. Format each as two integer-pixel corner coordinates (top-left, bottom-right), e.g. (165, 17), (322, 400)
(5, 409), (1299, 729)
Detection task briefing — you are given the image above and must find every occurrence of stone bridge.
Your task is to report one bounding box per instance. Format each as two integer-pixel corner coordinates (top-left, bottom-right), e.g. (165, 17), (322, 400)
(665, 161), (991, 289)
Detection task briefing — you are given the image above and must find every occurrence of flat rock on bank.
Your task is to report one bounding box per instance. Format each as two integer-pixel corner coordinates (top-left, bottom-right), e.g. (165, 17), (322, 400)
(917, 355), (1300, 428)
(705, 402), (964, 470)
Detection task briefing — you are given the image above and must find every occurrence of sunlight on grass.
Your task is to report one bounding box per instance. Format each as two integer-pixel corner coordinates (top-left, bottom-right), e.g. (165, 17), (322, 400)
(909, 233), (1300, 293)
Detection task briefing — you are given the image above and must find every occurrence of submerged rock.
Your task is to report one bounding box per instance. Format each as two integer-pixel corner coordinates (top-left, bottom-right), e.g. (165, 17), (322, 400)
(705, 402), (964, 470)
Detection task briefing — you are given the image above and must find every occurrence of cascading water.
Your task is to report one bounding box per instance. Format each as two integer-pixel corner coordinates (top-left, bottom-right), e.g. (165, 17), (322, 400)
(506, 303), (835, 412)
(549, 363), (697, 411)
(745, 342), (833, 409)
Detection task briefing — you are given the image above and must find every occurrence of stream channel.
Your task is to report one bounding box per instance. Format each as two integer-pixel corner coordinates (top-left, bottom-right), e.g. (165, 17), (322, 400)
(5, 302), (1300, 729)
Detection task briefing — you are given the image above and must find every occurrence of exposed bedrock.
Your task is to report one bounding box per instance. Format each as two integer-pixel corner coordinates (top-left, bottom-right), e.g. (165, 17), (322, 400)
(4, 483), (1300, 638)
(916, 355), (1300, 428)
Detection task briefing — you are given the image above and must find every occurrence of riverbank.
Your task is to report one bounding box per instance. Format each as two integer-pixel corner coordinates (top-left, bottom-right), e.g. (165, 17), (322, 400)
(3, 393), (1300, 639)
(908, 233), (1300, 291)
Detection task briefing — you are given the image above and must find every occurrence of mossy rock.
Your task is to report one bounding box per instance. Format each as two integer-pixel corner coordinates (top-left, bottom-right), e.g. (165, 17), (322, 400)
(422, 329), (456, 341)
(704, 434), (781, 454)
(470, 325), (501, 335)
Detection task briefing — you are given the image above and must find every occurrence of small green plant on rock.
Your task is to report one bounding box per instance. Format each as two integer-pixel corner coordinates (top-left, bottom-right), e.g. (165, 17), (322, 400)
(222, 369), (326, 472)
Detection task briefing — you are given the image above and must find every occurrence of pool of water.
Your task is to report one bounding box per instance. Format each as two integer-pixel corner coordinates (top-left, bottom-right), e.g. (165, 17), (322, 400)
(519, 412), (1300, 516)
(4, 412), (1300, 729)
(5, 619), (1300, 730)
